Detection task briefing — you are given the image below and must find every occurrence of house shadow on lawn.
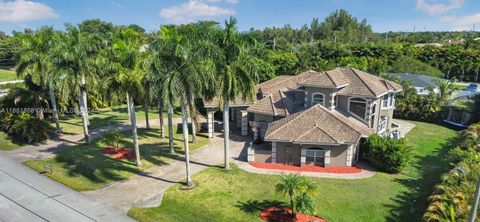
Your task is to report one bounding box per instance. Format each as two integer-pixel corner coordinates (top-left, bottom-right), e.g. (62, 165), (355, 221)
(236, 199), (287, 215)
(383, 136), (460, 221)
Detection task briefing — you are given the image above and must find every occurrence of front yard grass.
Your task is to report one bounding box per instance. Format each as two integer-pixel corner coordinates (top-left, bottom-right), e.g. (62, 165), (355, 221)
(0, 131), (23, 151)
(128, 121), (460, 222)
(0, 69), (16, 82)
(24, 126), (208, 191)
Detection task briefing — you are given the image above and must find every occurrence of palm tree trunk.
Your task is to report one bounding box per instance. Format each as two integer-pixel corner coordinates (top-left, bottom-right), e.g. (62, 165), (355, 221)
(80, 74), (90, 143)
(128, 94), (141, 167)
(48, 82), (61, 134)
(82, 74), (90, 126)
(159, 98), (165, 139)
(126, 92), (131, 118)
(168, 106), (174, 154)
(223, 94), (231, 170)
(144, 103), (150, 129)
(181, 99), (193, 186)
(189, 94), (197, 144)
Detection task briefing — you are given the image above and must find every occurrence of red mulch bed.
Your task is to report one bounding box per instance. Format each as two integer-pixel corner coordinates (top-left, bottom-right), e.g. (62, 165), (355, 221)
(250, 163), (362, 174)
(260, 207), (326, 222)
(101, 146), (135, 160)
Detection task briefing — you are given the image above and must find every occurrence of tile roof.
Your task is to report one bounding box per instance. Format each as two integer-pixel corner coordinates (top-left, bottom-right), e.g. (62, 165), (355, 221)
(334, 68), (402, 97)
(204, 67), (402, 109)
(264, 104), (373, 144)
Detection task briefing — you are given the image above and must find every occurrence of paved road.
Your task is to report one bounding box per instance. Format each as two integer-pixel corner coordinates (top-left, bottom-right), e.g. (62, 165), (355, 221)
(0, 154), (135, 222)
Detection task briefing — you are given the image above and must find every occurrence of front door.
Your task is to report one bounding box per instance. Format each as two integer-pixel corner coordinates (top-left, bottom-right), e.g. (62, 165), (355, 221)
(285, 146), (293, 165)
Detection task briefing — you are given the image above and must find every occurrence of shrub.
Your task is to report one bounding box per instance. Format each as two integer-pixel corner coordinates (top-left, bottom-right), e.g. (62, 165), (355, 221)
(101, 130), (123, 147)
(364, 135), (412, 173)
(11, 113), (54, 143)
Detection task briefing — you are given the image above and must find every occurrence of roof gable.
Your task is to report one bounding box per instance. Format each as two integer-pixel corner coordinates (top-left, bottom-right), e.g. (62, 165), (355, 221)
(265, 104), (373, 144)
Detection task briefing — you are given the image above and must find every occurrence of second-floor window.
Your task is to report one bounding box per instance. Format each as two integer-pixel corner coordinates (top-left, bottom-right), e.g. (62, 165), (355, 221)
(348, 97), (367, 120)
(382, 93), (395, 109)
(311, 93), (324, 106)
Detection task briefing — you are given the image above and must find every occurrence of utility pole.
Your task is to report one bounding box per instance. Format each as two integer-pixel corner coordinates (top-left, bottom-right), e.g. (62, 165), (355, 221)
(469, 162), (480, 222)
(273, 37), (276, 51)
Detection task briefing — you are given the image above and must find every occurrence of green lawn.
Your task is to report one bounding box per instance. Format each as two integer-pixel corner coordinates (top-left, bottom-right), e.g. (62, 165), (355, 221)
(54, 105), (181, 135)
(0, 131), (23, 151)
(128, 121), (460, 222)
(0, 69), (16, 81)
(24, 126), (209, 191)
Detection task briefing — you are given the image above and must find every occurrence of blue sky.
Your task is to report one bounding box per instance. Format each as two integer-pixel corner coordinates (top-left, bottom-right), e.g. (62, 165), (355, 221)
(0, 0), (479, 34)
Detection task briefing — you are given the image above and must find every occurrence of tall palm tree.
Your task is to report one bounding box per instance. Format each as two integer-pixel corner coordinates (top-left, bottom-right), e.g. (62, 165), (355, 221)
(52, 25), (102, 143)
(143, 44), (173, 152)
(109, 27), (146, 167)
(16, 27), (62, 133)
(213, 17), (260, 170)
(150, 25), (215, 186)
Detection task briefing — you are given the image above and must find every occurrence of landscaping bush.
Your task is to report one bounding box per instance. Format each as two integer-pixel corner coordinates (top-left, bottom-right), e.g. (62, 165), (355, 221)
(11, 112), (54, 143)
(101, 130), (123, 147)
(364, 135), (412, 173)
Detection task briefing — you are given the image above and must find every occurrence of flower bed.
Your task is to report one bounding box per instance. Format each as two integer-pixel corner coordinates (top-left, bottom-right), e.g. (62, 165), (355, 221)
(250, 162), (362, 174)
(260, 206), (326, 222)
(100, 146), (135, 160)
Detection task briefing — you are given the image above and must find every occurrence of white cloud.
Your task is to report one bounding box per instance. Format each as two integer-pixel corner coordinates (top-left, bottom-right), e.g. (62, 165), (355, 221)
(442, 13), (480, 27)
(160, 0), (235, 23)
(0, 0), (58, 22)
(416, 0), (464, 15)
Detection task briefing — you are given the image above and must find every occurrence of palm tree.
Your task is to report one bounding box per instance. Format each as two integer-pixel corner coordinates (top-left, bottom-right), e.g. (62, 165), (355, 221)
(143, 43), (173, 153)
(16, 27), (62, 133)
(150, 25), (215, 186)
(275, 174), (302, 217)
(52, 25), (102, 143)
(436, 80), (457, 105)
(109, 27), (146, 167)
(213, 17), (260, 170)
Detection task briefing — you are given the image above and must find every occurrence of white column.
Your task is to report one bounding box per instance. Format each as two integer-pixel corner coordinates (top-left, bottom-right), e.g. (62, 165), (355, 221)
(247, 142), (255, 162)
(346, 144), (353, 167)
(325, 149), (331, 167)
(271, 142), (277, 163)
(207, 110), (214, 138)
(330, 93), (336, 110)
(241, 111), (248, 136)
(236, 109), (242, 128)
(300, 149), (306, 166)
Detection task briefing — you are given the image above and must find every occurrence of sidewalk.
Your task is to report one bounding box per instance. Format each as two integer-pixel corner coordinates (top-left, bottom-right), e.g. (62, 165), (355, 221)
(0, 118), (182, 162)
(0, 154), (134, 222)
(83, 130), (249, 213)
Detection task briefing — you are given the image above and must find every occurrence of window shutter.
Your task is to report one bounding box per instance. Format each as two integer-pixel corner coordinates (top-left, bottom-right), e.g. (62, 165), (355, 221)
(346, 145), (353, 167)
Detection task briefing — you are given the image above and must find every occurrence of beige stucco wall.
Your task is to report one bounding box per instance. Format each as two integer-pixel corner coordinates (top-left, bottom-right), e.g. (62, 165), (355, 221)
(253, 113), (274, 123)
(328, 145), (348, 167)
(304, 87), (336, 109)
(263, 143), (349, 167)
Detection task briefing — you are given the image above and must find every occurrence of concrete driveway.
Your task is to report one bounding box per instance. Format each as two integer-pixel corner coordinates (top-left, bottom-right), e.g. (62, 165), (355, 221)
(0, 155), (135, 222)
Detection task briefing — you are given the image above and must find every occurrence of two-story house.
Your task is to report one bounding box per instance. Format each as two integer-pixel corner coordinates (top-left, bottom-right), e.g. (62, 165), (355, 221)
(204, 67), (402, 168)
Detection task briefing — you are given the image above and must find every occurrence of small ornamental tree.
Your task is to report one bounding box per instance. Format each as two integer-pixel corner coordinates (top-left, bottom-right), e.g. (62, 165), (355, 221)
(101, 130), (123, 148)
(364, 135), (412, 173)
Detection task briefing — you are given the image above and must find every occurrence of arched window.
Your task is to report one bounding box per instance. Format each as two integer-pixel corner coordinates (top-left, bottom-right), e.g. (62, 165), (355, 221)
(311, 93), (324, 106)
(348, 97), (367, 120)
